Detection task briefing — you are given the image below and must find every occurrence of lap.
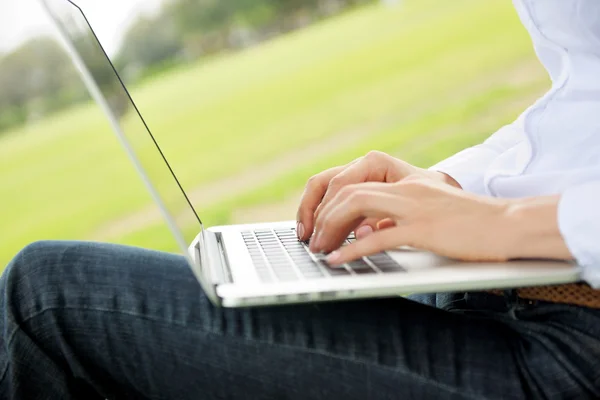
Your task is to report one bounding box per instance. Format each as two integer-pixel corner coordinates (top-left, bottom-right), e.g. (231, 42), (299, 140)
(2, 241), (599, 399)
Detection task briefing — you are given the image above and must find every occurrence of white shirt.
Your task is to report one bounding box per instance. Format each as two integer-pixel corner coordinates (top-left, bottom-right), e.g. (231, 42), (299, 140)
(431, 0), (600, 287)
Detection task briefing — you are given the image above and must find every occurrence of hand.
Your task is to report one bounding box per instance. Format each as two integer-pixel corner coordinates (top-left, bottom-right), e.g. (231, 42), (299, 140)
(311, 177), (519, 264)
(296, 151), (459, 242)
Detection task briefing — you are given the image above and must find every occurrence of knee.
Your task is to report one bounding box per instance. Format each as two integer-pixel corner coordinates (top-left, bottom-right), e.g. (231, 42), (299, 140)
(2, 241), (75, 295)
(5, 241), (64, 274)
(1, 241), (90, 317)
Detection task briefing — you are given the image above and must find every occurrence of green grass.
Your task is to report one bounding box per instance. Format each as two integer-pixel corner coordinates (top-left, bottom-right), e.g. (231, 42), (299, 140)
(0, 0), (547, 266)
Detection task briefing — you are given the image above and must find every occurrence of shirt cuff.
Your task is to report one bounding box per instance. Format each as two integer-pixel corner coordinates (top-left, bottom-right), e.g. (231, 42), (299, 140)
(558, 181), (600, 288)
(429, 145), (500, 195)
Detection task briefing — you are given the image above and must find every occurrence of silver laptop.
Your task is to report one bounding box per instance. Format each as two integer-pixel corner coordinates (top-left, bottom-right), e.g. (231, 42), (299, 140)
(41, 0), (582, 307)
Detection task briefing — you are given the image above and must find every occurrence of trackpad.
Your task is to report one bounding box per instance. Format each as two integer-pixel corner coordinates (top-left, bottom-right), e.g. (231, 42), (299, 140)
(387, 248), (460, 271)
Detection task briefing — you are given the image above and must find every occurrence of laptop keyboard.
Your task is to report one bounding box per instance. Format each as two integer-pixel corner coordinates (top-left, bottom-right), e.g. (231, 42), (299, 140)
(241, 228), (406, 283)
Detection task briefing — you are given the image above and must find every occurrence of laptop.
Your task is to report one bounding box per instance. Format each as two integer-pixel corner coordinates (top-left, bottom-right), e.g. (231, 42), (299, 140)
(40, 0), (582, 307)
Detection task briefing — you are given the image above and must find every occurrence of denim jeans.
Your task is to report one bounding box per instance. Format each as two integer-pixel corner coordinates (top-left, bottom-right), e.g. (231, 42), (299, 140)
(1, 241), (599, 399)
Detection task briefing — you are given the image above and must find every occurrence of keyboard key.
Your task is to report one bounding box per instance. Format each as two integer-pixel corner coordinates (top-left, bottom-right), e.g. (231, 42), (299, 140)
(282, 239), (302, 244)
(347, 259), (372, 271)
(367, 254), (406, 272)
(287, 248), (308, 253)
(301, 271), (325, 279)
(264, 250), (284, 256)
(267, 260), (290, 266)
(264, 245), (282, 250)
(292, 259), (315, 266)
(296, 261), (320, 270)
(291, 256), (314, 263)
(351, 266), (377, 275)
(327, 267), (350, 276)
(261, 247), (281, 252)
(286, 251), (306, 256)
(294, 260), (318, 268)
(258, 238), (278, 243)
(264, 247), (284, 253)
(286, 249), (307, 255)
(267, 259), (289, 265)
(377, 264), (406, 273)
(264, 250), (285, 255)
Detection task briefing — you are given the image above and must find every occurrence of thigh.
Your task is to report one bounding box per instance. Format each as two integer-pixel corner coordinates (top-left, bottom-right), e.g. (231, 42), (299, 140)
(1, 241), (594, 400)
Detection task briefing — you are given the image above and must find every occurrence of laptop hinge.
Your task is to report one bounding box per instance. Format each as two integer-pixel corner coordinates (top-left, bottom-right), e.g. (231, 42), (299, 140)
(202, 230), (231, 285)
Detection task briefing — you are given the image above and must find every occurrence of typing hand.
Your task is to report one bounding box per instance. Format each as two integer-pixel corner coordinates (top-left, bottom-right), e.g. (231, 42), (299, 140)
(296, 151), (459, 244)
(310, 177), (515, 265)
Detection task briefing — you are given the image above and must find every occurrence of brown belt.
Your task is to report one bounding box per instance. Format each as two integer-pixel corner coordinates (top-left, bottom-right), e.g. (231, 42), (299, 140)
(487, 283), (600, 309)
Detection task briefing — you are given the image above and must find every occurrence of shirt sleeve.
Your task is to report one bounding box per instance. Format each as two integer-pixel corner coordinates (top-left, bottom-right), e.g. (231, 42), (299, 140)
(558, 181), (600, 288)
(429, 121), (524, 195)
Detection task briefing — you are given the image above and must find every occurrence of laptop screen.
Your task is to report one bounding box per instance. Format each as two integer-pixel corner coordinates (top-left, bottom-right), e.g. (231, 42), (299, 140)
(41, 0), (203, 250)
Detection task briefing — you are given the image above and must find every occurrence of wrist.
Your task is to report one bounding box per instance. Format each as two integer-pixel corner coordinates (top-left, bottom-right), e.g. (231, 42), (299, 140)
(501, 196), (574, 261)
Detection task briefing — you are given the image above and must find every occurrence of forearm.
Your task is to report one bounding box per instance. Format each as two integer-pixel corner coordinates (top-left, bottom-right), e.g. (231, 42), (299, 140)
(502, 196), (574, 261)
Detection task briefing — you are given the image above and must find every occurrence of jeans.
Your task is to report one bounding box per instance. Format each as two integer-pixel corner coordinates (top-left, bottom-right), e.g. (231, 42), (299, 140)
(0, 241), (599, 399)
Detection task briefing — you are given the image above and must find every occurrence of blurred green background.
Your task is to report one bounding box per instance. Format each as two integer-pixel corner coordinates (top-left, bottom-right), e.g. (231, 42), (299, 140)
(0, 0), (548, 268)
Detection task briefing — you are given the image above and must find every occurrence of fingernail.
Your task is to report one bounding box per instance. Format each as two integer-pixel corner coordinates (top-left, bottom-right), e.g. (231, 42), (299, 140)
(296, 222), (305, 239)
(355, 225), (373, 239)
(326, 251), (342, 265)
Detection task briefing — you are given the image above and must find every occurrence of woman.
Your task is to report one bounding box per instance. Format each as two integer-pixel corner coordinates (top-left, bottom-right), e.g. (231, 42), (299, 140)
(2, 1), (599, 398)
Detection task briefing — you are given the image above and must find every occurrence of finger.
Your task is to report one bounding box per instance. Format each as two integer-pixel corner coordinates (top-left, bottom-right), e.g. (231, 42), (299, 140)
(316, 152), (412, 222)
(296, 158), (364, 240)
(311, 182), (405, 252)
(354, 217), (398, 239)
(315, 182), (405, 235)
(325, 226), (409, 265)
(377, 218), (396, 230)
(296, 166), (345, 240)
(312, 186), (407, 253)
(355, 218), (381, 239)
(316, 159), (377, 221)
(316, 203), (378, 234)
